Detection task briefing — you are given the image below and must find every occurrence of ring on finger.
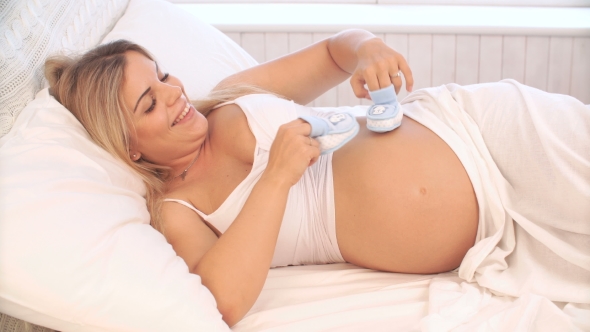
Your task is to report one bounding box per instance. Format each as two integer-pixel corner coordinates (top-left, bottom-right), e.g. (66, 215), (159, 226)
(393, 70), (402, 78)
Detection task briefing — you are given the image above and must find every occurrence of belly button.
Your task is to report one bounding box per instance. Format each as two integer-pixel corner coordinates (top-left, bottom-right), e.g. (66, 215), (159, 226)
(420, 187), (427, 195)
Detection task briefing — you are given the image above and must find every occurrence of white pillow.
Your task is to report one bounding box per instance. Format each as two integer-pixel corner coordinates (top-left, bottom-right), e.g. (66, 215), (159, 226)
(101, 0), (258, 100)
(0, 0), (258, 330)
(0, 89), (227, 331)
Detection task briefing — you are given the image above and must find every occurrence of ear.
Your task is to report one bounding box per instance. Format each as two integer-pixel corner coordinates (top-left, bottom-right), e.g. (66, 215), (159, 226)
(129, 150), (141, 161)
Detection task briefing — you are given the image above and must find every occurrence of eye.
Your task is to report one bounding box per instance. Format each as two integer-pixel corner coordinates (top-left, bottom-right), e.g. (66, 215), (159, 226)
(144, 73), (168, 114)
(145, 96), (156, 114)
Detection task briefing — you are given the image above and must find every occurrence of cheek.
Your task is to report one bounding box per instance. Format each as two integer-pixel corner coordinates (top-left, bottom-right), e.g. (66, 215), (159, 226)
(135, 114), (170, 147)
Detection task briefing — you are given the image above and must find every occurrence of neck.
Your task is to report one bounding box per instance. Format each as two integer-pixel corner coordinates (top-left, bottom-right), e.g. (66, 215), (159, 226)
(173, 148), (201, 181)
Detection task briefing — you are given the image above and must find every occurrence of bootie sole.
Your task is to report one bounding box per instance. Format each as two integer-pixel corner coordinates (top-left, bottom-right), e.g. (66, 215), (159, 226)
(299, 113), (360, 155)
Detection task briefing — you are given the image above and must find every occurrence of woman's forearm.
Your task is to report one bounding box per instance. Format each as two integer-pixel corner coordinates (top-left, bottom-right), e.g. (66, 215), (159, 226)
(195, 175), (290, 325)
(194, 174), (290, 326)
(194, 120), (318, 327)
(214, 28), (411, 104)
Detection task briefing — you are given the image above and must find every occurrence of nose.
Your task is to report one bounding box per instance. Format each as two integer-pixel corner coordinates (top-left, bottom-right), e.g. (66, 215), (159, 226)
(164, 83), (183, 106)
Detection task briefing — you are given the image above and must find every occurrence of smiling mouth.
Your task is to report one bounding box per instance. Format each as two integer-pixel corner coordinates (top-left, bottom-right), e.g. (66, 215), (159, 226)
(173, 103), (190, 126)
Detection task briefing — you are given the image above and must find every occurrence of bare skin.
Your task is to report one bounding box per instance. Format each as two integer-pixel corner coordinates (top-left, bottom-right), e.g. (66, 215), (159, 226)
(121, 29), (477, 326)
(175, 106), (478, 274)
(333, 117), (478, 274)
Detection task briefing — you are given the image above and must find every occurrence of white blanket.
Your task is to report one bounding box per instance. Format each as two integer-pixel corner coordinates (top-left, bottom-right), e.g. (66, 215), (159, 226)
(402, 80), (590, 330)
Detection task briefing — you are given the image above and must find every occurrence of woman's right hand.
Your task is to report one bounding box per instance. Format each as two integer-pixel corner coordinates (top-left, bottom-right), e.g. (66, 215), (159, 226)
(264, 119), (320, 188)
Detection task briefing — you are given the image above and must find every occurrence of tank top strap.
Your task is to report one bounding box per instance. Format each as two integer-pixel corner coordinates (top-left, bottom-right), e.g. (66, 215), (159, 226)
(163, 198), (208, 219)
(212, 100), (236, 110)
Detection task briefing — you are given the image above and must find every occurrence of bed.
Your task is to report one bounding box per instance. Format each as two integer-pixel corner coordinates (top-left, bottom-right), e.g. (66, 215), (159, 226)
(0, 0), (588, 331)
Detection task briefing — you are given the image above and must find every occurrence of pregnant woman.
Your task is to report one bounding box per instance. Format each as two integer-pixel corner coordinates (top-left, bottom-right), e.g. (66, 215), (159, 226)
(45, 29), (589, 326)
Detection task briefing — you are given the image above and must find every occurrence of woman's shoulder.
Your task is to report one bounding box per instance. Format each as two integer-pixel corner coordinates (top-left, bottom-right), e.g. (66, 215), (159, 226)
(208, 103), (256, 161)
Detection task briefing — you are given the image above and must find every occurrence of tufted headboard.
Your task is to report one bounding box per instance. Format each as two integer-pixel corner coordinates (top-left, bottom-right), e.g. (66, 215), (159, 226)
(0, 0), (130, 138)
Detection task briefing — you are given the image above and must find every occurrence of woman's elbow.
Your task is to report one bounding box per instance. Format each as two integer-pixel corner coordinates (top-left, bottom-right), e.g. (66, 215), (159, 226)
(217, 295), (248, 327)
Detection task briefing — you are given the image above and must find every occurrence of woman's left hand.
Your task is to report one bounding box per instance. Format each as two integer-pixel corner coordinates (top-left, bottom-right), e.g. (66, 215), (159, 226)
(350, 38), (413, 99)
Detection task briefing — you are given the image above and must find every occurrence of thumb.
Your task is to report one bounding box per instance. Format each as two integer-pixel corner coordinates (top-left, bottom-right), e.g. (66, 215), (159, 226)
(350, 73), (370, 100)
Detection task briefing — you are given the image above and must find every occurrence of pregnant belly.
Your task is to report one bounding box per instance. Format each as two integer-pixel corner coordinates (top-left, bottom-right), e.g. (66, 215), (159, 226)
(332, 116), (479, 273)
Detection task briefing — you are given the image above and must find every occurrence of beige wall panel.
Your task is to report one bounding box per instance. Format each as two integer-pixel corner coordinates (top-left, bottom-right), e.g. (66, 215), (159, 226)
(502, 36), (526, 83)
(479, 35), (503, 83)
(265, 33), (289, 61)
(432, 34), (456, 87)
(224, 32), (241, 46)
(524, 36), (550, 91)
(241, 32), (266, 63)
(570, 37), (590, 104)
(547, 37), (573, 96)
(288, 33), (313, 53)
(455, 35), (480, 86)
(408, 34), (433, 91)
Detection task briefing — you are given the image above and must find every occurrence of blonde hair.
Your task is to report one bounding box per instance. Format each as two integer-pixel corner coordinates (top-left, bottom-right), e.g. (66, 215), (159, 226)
(45, 40), (273, 232)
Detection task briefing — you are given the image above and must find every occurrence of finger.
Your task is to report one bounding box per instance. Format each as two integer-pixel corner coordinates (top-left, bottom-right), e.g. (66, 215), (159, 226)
(363, 67), (381, 92)
(309, 155), (319, 167)
(389, 67), (403, 94)
(350, 73), (369, 99)
(308, 144), (321, 166)
(309, 137), (318, 147)
(304, 137), (321, 159)
(398, 57), (414, 92)
(393, 76), (403, 95)
(285, 119), (314, 136)
(377, 69), (393, 90)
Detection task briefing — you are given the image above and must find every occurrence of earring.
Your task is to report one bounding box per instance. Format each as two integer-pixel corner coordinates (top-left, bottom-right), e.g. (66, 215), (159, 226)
(133, 154), (137, 159)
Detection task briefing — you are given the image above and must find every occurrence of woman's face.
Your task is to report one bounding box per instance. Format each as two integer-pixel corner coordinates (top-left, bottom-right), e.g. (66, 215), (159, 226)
(121, 51), (207, 167)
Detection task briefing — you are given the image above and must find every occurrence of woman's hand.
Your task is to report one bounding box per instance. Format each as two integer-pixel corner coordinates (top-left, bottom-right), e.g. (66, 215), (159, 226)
(350, 38), (414, 98)
(264, 119), (320, 188)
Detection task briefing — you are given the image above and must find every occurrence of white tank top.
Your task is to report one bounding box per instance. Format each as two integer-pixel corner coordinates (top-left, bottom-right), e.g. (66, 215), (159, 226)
(165, 94), (346, 267)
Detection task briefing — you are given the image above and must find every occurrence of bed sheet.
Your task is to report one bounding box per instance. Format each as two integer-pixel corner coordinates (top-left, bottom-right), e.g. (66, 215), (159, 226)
(234, 263), (589, 331)
(234, 263), (440, 331)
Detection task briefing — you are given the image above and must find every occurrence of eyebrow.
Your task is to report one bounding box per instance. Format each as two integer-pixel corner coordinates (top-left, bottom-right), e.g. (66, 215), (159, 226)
(133, 62), (159, 113)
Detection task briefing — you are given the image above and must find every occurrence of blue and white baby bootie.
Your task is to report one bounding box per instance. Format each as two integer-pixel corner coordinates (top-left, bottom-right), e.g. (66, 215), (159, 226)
(366, 85), (403, 132)
(299, 112), (359, 155)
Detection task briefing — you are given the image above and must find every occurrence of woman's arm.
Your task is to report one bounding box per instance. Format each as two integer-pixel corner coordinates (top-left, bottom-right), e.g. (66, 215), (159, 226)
(215, 29), (413, 105)
(162, 120), (319, 327)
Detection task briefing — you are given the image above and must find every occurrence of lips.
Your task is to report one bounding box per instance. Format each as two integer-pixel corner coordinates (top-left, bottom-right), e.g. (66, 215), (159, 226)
(172, 103), (191, 126)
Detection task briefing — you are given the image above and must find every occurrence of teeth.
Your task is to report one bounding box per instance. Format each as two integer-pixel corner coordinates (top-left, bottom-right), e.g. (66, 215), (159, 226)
(173, 104), (190, 125)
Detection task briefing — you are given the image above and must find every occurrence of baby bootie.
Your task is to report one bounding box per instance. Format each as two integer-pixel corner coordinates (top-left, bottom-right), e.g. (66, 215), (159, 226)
(366, 85), (403, 132)
(299, 112), (359, 155)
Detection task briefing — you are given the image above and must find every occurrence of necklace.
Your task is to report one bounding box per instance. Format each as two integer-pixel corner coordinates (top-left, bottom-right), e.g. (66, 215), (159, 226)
(173, 148), (201, 181)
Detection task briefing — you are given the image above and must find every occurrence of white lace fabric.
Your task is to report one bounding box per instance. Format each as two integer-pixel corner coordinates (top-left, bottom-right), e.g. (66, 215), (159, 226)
(0, 0), (130, 138)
